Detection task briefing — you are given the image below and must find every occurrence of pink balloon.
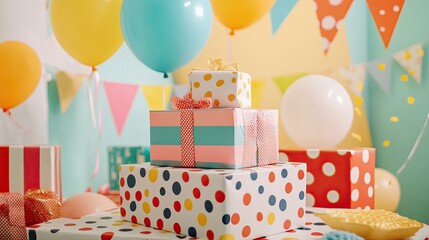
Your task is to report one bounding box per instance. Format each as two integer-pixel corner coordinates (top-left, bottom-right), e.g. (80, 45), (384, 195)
(61, 192), (117, 218)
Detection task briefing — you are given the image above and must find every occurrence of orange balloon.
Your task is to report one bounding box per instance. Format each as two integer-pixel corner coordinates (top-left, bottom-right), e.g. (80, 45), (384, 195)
(0, 41), (41, 111)
(211, 0), (275, 33)
(374, 168), (401, 211)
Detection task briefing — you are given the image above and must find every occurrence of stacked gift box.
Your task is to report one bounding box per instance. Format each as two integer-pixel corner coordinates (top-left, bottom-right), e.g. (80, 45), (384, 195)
(118, 62), (307, 239)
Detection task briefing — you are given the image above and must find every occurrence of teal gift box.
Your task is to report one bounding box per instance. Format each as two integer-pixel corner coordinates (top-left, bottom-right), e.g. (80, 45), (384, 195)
(108, 146), (149, 190)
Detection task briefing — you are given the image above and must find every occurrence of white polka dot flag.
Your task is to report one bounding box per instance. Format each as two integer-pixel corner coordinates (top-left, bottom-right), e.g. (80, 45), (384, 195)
(366, 0), (405, 49)
(367, 56), (393, 94)
(314, 0), (354, 54)
(394, 43), (425, 84)
(327, 64), (366, 97)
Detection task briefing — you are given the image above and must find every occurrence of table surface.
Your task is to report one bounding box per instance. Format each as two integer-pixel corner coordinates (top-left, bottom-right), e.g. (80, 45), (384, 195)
(27, 208), (429, 240)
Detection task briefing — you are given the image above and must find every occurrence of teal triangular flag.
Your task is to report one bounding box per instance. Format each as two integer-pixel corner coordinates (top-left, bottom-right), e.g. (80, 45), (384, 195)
(367, 57), (393, 94)
(270, 0), (298, 35)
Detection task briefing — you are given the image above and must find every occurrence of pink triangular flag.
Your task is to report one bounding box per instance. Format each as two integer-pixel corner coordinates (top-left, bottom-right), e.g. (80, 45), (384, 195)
(104, 82), (138, 135)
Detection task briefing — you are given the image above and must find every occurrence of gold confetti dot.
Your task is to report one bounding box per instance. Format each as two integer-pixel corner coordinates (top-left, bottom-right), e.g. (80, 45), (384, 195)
(118, 165), (122, 172)
(378, 63), (385, 71)
(228, 94), (236, 102)
(357, 82), (364, 91)
(390, 116), (399, 122)
(354, 96), (364, 106)
(404, 51), (412, 60)
(204, 74), (212, 81)
(231, 77), (237, 83)
(214, 99), (220, 107)
(410, 70), (416, 76)
(193, 82), (200, 88)
(383, 140), (391, 147)
(354, 107), (362, 116)
(351, 132), (362, 142)
(400, 74), (409, 82)
(407, 96), (415, 104)
(418, 49), (424, 57)
(216, 80), (225, 87)
(204, 91), (212, 98)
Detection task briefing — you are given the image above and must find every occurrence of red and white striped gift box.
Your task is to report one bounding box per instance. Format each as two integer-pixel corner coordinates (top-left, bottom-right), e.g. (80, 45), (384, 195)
(0, 146), (61, 199)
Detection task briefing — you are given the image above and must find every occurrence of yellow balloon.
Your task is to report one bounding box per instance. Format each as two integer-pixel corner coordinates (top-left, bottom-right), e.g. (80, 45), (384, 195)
(0, 41), (41, 111)
(211, 0), (275, 33)
(374, 168), (401, 211)
(50, 0), (124, 67)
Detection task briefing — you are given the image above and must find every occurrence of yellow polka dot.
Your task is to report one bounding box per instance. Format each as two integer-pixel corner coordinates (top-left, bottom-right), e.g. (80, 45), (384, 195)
(228, 94), (236, 102)
(112, 223), (123, 226)
(204, 74), (212, 81)
(214, 99), (220, 107)
(390, 116), (399, 122)
(184, 199), (193, 210)
(407, 96), (415, 104)
(357, 82), (364, 91)
(354, 96), (364, 106)
(418, 49), (424, 57)
(243, 82), (247, 89)
(267, 212), (275, 225)
(193, 81), (200, 88)
(204, 91), (212, 98)
(378, 63), (385, 71)
(111, 211), (119, 215)
(148, 168), (158, 182)
(404, 51), (412, 60)
(238, 89), (242, 95)
(118, 165), (122, 172)
(400, 74), (409, 82)
(129, 166), (135, 172)
(197, 213), (207, 226)
(231, 77), (237, 83)
(383, 140), (390, 147)
(216, 79), (225, 87)
(220, 234), (235, 240)
(144, 189), (150, 197)
(410, 70), (416, 76)
(142, 202), (151, 213)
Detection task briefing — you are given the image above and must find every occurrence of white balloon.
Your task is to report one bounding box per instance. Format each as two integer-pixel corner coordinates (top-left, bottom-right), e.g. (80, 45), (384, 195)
(280, 75), (354, 148)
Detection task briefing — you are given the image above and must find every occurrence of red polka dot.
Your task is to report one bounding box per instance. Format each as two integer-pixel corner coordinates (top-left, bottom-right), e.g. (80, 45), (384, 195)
(215, 190), (225, 203)
(242, 225), (251, 238)
(174, 201), (181, 212)
(120, 207), (126, 217)
(152, 197), (160, 207)
(285, 182), (293, 193)
(140, 231), (151, 234)
(125, 191), (130, 201)
(298, 207), (304, 218)
(135, 191), (142, 201)
(256, 212), (263, 221)
(119, 196), (123, 205)
(231, 213), (240, 225)
(173, 223), (181, 233)
(78, 227), (92, 231)
(182, 172), (190, 182)
(286, 229), (296, 233)
(298, 170), (305, 180)
(206, 230), (214, 240)
(131, 215), (137, 223)
(64, 223), (76, 227)
(283, 219), (291, 229)
(156, 219), (164, 229)
(311, 232), (324, 236)
(120, 177), (125, 187)
(28, 225), (41, 229)
(269, 172), (275, 182)
(201, 175), (210, 186)
(143, 217), (151, 227)
(243, 193), (251, 206)
(193, 188), (201, 199)
(101, 232), (114, 240)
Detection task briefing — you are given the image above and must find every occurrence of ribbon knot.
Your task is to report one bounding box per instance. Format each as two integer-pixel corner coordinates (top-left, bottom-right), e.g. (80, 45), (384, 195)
(193, 58), (239, 72)
(171, 92), (213, 110)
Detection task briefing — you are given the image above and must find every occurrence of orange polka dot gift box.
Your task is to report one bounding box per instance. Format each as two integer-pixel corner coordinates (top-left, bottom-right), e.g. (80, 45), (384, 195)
(279, 148), (375, 209)
(118, 162), (306, 239)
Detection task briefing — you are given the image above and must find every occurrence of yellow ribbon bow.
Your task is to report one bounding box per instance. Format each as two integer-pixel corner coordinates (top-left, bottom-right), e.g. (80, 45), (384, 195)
(193, 58), (239, 71)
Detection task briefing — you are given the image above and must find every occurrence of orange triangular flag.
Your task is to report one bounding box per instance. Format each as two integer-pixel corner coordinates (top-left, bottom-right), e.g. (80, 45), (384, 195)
(367, 0), (405, 48)
(56, 71), (86, 113)
(315, 0), (354, 54)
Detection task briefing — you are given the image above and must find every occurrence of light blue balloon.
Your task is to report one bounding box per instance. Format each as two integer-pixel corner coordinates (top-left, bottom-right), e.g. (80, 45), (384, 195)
(121, 0), (213, 74)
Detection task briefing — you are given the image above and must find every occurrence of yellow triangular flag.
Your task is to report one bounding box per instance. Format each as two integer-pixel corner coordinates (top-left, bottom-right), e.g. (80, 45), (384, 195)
(141, 85), (173, 110)
(56, 71), (86, 113)
(273, 73), (308, 93)
(251, 79), (266, 108)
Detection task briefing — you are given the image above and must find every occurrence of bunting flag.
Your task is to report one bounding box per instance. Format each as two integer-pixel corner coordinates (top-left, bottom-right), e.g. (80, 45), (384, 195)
(104, 82), (139, 135)
(366, 0), (405, 48)
(56, 71), (86, 113)
(270, 0), (299, 35)
(273, 73), (308, 93)
(394, 43), (425, 84)
(251, 79), (266, 108)
(328, 64), (367, 97)
(314, 0), (354, 54)
(141, 85), (173, 110)
(367, 56), (393, 94)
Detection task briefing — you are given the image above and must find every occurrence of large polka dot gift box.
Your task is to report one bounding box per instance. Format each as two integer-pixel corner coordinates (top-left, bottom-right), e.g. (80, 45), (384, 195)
(189, 70), (251, 108)
(279, 149), (375, 209)
(119, 162), (306, 239)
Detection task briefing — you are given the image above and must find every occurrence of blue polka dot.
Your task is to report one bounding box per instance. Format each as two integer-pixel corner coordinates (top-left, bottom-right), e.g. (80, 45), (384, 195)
(160, 187), (166, 196)
(204, 200), (213, 213)
(225, 175), (233, 180)
(176, 234), (187, 239)
(306, 210), (314, 214)
(235, 181), (242, 190)
(50, 229), (60, 233)
(222, 214), (230, 224)
(250, 172), (258, 180)
(281, 169), (288, 178)
(119, 229), (133, 232)
(130, 201), (136, 212)
(279, 199), (287, 211)
(172, 182), (181, 195)
(28, 230), (36, 240)
(314, 222), (327, 226)
(163, 170), (170, 181)
(188, 227), (197, 237)
(163, 208), (171, 219)
(127, 175), (136, 188)
(299, 191), (305, 200)
(297, 227), (311, 230)
(258, 185), (264, 194)
(140, 168), (146, 178)
(269, 195), (276, 206)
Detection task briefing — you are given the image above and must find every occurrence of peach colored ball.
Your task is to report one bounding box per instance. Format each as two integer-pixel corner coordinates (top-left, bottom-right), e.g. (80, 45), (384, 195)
(61, 192), (117, 218)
